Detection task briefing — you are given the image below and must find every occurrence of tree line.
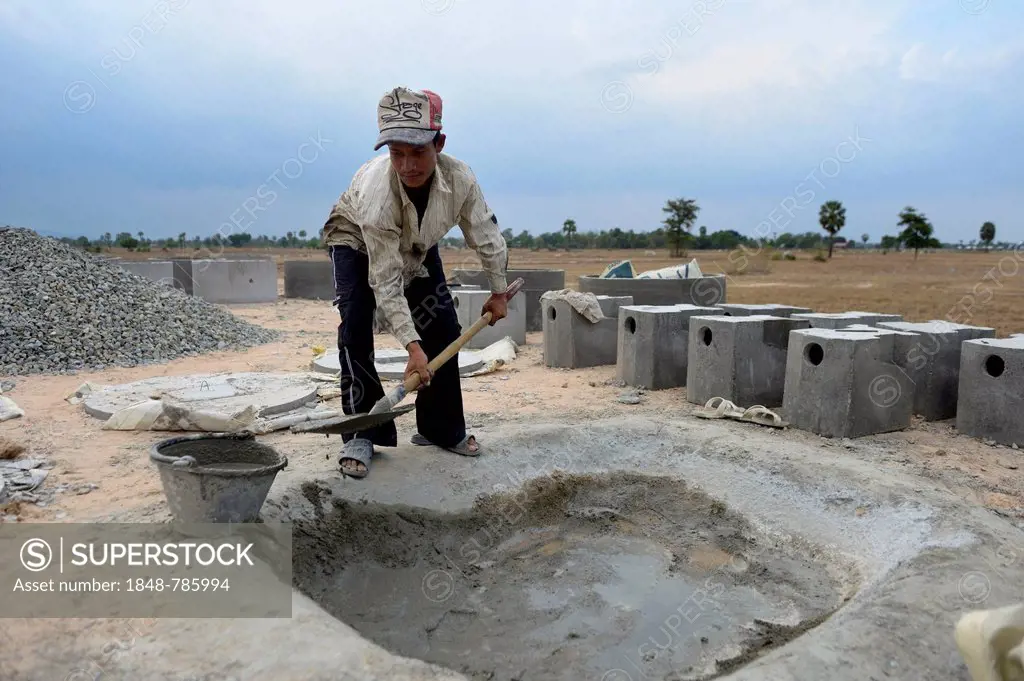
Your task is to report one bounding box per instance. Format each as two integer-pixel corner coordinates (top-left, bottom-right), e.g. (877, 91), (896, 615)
(60, 200), (1008, 257)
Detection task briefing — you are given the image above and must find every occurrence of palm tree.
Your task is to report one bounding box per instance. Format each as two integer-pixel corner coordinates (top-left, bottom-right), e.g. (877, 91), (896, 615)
(662, 198), (699, 258)
(818, 200), (846, 258)
(562, 219), (577, 248)
(980, 222), (996, 252)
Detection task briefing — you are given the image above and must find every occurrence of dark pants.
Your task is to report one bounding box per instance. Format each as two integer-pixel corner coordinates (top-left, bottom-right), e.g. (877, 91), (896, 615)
(329, 244), (467, 448)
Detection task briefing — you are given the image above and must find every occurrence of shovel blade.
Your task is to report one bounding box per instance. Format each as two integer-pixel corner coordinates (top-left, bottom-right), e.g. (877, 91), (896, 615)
(289, 404), (415, 435)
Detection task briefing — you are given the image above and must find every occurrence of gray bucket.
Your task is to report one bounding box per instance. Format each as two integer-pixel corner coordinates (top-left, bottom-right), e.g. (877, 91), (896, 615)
(149, 432), (288, 523)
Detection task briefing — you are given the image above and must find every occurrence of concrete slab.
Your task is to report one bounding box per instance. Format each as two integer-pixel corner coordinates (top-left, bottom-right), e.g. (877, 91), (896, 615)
(116, 260), (174, 286)
(579, 274), (728, 307)
(451, 269), (566, 331)
(24, 416), (1016, 681)
(791, 311), (903, 329)
(190, 259), (278, 304)
(312, 349), (484, 378)
(616, 304), (724, 389)
(716, 303), (812, 317)
(543, 295), (632, 368)
(83, 372), (319, 420)
(687, 314), (811, 407)
(877, 320), (997, 420)
(452, 288), (526, 348)
(956, 335), (1024, 447)
(283, 260), (336, 300)
(782, 327), (917, 437)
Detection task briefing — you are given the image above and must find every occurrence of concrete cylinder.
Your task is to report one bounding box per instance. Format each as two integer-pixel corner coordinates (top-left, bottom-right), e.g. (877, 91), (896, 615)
(578, 274), (728, 307)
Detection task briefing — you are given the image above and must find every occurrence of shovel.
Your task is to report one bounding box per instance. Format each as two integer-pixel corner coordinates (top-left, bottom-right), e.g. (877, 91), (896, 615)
(290, 277), (525, 436)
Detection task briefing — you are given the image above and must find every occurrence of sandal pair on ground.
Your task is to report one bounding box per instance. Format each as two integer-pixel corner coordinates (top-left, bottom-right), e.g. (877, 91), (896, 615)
(694, 397), (788, 428)
(339, 433), (480, 479)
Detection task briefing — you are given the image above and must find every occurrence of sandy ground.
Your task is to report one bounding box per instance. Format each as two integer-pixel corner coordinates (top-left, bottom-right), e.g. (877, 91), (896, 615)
(2, 295), (1022, 528)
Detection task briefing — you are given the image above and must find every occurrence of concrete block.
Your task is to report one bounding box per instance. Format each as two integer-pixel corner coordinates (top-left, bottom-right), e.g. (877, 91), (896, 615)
(117, 261), (174, 286)
(616, 305), (724, 390)
(452, 289), (526, 349)
(618, 304), (727, 387)
(782, 327), (917, 438)
(451, 269), (565, 332)
(686, 315), (811, 407)
(171, 259), (195, 295)
(876, 320), (996, 420)
(284, 260), (335, 300)
(956, 336), (1024, 447)
(190, 259), (278, 304)
(791, 311), (903, 329)
(543, 295), (632, 368)
(716, 303), (812, 317)
(578, 274), (728, 307)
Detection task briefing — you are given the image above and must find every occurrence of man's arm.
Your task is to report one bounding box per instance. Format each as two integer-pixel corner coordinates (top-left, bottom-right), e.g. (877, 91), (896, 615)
(360, 210), (421, 350)
(457, 177), (508, 293)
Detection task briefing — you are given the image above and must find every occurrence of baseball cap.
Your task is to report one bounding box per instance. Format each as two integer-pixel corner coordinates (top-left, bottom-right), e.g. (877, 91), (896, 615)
(373, 86), (443, 151)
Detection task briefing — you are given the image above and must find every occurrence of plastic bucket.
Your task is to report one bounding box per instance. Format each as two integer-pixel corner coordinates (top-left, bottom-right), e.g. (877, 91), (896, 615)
(149, 432), (288, 523)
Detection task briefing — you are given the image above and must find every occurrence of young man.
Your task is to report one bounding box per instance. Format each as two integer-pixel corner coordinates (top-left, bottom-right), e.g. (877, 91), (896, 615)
(321, 86), (509, 479)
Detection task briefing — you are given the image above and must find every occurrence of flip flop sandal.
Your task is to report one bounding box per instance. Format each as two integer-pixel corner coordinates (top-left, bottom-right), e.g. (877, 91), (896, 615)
(410, 433), (481, 457)
(694, 397), (744, 420)
(339, 438), (374, 479)
(738, 405), (789, 428)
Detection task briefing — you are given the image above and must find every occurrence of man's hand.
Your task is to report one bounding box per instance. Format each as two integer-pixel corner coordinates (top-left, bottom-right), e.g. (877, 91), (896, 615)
(404, 341), (433, 389)
(481, 293), (508, 326)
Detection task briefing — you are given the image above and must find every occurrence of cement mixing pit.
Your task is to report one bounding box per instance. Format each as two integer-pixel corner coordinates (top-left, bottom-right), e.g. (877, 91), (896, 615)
(293, 473), (851, 681)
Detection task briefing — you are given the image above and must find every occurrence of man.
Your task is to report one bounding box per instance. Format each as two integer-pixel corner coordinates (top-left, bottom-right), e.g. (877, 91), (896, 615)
(320, 86), (509, 479)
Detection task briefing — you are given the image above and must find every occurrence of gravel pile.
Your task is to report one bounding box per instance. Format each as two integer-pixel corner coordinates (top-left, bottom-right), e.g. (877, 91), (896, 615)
(0, 227), (280, 376)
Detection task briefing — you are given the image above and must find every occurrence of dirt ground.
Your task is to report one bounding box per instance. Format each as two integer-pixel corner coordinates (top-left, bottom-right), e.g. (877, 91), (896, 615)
(113, 246), (1024, 336)
(2, 273), (1022, 528)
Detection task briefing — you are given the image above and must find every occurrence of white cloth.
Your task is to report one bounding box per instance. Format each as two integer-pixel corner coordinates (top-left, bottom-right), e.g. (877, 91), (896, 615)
(540, 289), (604, 323)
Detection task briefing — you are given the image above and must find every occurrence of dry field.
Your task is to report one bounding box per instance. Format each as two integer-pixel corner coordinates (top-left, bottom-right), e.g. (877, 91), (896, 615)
(115, 245), (1024, 336)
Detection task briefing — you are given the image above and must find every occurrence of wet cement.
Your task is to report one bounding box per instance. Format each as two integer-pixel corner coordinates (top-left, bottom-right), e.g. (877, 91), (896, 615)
(293, 473), (848, 680)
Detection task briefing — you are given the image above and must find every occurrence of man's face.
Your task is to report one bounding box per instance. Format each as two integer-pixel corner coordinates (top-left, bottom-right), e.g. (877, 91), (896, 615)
(388, 135), (445, 188)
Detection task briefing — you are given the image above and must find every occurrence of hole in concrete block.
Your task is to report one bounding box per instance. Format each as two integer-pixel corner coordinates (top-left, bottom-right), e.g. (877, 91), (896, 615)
(805, 343), (824, 366)
(985, 355), (1005, 378)
(249, 278), (254, 284)
(626, 317), (637, 334)
(453, 297), (461, 309)
(700, 327), (713, 346)
(293, 473), (845, 680)
(548, 306), (557, 321)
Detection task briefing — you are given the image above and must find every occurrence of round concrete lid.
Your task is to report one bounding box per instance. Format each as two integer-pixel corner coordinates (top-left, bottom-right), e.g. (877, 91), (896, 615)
(312, 349), (484, 378)
(83, 372), (320, 420)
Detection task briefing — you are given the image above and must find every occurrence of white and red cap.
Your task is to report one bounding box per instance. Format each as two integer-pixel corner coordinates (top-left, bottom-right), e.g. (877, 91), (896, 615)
(374, 86), (443, 151)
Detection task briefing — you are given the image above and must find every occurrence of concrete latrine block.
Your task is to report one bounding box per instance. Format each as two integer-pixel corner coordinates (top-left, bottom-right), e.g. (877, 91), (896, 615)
(686, 315), (811, 407)
(284, 260), (335, 300)
(543, 295), (632, 368)
(956, 336), (1024, 447)
(190, 259), (278, 304)
(716, 304), (812, 318)
(452, 269), (565, 332)
(782, 327), (917, 438)
(117, 261), (174, 286)
(791, 311), (903, 329)
(616, 305), (724, 390)
(876, 320), (996, 421)
(452, 288), (526, 349)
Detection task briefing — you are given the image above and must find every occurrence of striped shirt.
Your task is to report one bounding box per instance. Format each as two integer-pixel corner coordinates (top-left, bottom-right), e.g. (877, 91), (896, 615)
(321, 153), (508, 349)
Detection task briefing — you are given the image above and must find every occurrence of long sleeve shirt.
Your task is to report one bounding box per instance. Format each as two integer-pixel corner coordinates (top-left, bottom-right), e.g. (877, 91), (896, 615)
(321, 153), (508, 349)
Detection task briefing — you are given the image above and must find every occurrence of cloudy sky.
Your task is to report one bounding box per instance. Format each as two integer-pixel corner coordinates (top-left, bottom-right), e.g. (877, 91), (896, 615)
(1, 0), (1021, 244)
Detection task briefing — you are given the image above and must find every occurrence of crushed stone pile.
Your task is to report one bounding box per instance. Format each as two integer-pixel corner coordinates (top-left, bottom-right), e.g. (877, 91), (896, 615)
(0, 227), (280, 376)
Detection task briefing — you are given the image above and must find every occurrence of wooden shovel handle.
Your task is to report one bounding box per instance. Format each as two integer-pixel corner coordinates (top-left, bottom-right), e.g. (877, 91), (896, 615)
(402, 277), (525, 393)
